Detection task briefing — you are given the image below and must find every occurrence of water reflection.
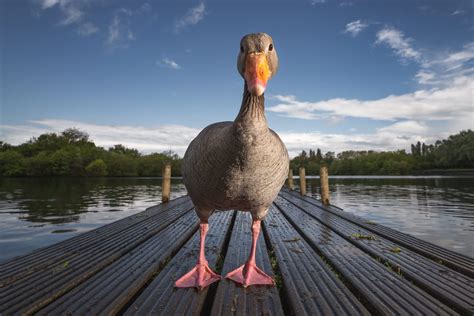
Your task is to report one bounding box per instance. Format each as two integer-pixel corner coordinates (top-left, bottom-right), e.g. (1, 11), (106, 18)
(0, 176), (473, 263)
(0, 178), (186, 263)
(295, 176), (474, 257)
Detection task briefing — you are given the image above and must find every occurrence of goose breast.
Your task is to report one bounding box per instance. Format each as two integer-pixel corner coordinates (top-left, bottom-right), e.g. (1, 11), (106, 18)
(182, 123), (289, 214)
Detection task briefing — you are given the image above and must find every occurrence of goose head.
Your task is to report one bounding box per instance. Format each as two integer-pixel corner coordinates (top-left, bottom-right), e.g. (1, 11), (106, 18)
(237, 33), (278, 96)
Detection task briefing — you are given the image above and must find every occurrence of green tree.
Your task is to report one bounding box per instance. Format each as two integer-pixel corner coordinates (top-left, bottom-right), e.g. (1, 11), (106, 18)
(24, 152), (53, 176)
(85, 159), (108, 176)
(109, 144), (140, 157)
(62, 128), (90, 144)
(0, 150), (25, 176)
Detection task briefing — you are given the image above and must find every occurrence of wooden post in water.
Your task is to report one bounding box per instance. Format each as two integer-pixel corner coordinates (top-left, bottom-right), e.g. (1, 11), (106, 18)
(299, 167), (306, 196)
(287, 168), (294, 190)
(162, 163), (171, 203)
(320, 166), (330, 205)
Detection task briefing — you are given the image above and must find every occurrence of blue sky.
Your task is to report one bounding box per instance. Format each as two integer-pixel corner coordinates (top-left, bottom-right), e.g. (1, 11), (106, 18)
(1, 0), (473, 156)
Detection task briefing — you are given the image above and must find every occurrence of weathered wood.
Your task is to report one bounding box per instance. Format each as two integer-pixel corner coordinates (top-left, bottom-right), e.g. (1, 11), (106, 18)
(319, 166), (330, 204)
(287, 168), (294, 190)
(279, 191), (473, 315)
(299, 167), (306, 196)
(37, 210), (199, 315)
(0, 200), (195, 315)
(162, 162), (171, 203)
(124, 211), (234, 315)
(264, 205), (369, 315)
(1, 191), (471, 316)
(274, 196), (457, 315)
(211, 212), (283, 316)
(284, 188), (474, 277)
(0, 196), (191, 286)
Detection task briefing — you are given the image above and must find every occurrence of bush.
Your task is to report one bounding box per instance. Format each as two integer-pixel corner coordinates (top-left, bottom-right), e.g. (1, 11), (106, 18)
(85, 159), (108, 176)
(0, 150), (25, 176)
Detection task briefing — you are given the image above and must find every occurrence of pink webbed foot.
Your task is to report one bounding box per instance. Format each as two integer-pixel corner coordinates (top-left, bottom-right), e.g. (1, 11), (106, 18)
(175, 261), (221, 289)
(225, 262), (275, 287)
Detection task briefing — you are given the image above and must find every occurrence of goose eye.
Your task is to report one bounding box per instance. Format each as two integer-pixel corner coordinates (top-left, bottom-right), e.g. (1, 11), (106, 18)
(269, 43), (273, 51)
(240, 45), (244, 53)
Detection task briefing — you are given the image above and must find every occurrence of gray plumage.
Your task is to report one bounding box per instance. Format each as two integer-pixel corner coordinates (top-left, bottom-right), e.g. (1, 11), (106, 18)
(182, 33), (289, 221)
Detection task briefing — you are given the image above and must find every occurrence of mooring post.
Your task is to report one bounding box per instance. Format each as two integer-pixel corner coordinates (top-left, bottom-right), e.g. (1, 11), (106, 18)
(287, 168), (294, 190)
(299, 167), (306, 196)
(162, 163), (171, 203)
(320, 166), (330, 205)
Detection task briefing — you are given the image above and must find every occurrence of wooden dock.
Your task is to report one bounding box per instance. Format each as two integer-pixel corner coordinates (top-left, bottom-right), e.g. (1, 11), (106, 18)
(0, 189), (472, 315)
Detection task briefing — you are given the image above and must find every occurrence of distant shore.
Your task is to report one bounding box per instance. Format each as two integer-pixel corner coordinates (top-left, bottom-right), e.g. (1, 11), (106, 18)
(2, 169), (474, 179)
(412, 168), (474, 176)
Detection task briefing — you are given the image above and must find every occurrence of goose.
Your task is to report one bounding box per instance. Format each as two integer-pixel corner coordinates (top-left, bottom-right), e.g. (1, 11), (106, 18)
(175, 33), (289, 289)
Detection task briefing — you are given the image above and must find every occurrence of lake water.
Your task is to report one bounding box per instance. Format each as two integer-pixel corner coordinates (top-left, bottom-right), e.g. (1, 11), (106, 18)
(0, 176), (472, 263)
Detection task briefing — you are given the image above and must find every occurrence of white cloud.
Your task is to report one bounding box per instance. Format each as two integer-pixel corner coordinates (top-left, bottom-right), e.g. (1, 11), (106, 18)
(106, 11), (136, 49)
(344, 20), (369, 37)
(376, 27), (421, 62)
(174, 3), (206, 32)
(451, 9), (465, 16)
(269, 76), (472, 121)
(41, 0), (60, 9)
(278, 121), (437, 157)
(77, 22), (99, 36)
(440, 42), (474, 64)
(377, 120), (428, 135)
(268, 29), (473, 155)
(157, 58), (182, 70)
(0, 120), (200, 156)
(107, 15), (121, 45)
(40, 0), (84, 25)
(137, 3), (152, 14)
(104, 5), (153, 48)
(59, 4), (83, 25)
(339, 1), (353, 7)
(414, 71), (436, 84)
(39, 1), (151, 42)
(416, 42), (474, 85)
(0, 118), (445, 158)
(277, 119), (443, 157)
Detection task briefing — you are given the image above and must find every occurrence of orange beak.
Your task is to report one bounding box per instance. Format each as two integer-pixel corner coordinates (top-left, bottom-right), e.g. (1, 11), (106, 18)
(244, 52), (272, 96)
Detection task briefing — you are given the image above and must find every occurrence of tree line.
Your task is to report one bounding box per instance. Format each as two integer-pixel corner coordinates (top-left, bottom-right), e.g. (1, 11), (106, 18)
(0, 128), (472, 177)
(0, 129), (181, 177)
(290, 130), (474, 175)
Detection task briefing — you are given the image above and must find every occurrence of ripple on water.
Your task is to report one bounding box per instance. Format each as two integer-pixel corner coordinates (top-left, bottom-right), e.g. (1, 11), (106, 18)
(0, 177), (472, 263)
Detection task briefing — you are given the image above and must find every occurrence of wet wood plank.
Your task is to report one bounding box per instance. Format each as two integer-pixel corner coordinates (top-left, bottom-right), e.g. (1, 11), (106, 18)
(264, 205), (370, 316)
(0, 198), (192, 287)
(124, 211), (234, 315)
(37, 210), (199, 315)
(0, 200), (195, 315)
(280, 191), (472, 315)
(284, 188), (474, 277)
(0, 196), (192, 286)
(274, 196), (457, 315)
(0, 191), (472, 316)
(210, 212), (284, 316)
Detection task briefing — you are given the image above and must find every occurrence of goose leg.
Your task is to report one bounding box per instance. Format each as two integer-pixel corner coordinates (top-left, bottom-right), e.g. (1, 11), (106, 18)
(225, 219), (274, 287)
(175, 220), (221, 289)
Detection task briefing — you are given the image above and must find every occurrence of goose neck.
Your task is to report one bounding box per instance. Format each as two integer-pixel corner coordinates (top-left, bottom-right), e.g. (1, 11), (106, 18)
(234, 83), (267, 128)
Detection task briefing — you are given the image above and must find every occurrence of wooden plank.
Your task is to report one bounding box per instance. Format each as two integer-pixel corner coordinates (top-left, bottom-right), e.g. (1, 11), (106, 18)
(0, 196), (192, 286)
(124, 211), (234, 315)
(279, 192), (473, 315)
(264, 205), (370, 316)
(284, 189), (473, 277)
(274, 197), (457, 315)
(210, 212), (284, 316)
(0, 200), (195, 315)
(37, 210), (199, 315)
